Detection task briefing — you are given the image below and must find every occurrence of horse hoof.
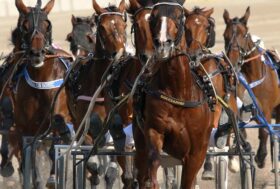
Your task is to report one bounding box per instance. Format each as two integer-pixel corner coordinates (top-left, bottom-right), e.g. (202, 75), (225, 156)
(105, 163), (118, 188)
(90, 175), (100, 186)
(98, 165), (105, 175)
(228, 157), (240, 173)
(201, 170), (215, 180)
(45, 175), (56, 189)
(255, 155), (265, 169)
(0, 162), (15, 177)
(215, 135), (228, 149)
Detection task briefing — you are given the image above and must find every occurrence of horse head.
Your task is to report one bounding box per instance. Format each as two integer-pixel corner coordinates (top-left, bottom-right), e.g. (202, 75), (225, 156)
(223, 7), (251, 68)
(14, 0), (54, 67)
(66, 15), (96, 57)
(184, 7), (215, 54)
(149, 0), (186, 59)
(128, 0), (153, 63)
(93, 0), (127, 60)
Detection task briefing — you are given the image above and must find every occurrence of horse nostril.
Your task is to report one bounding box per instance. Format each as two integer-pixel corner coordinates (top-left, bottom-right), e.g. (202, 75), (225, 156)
(139, 54), (148, 63)
(112, 52), (117, 57)
(153, 39), (160, 47)
(31, 49), (43, 57)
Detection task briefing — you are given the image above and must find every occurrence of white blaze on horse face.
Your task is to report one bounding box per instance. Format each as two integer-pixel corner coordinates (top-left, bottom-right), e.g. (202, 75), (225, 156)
(195, 18), (201, 25)
(159, 16), (168, 42)
(145, 13), (150, 21)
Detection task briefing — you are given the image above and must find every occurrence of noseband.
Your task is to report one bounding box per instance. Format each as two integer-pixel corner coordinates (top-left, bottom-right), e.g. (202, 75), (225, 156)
(225, 20), (258, 67)
(18, 7), (52, 53)
(151, 2), (186, 49)
(185, 14), (216, 48)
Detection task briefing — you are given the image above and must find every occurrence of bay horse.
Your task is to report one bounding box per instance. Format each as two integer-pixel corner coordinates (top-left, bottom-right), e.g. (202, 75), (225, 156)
(223, 7), (280, 168)
(128, 0), (183, 188)
(184, 6), (241, 178)
(6, 0), (73, 188)
(132, 1), (216, 188)
(65, 0), (136, 188)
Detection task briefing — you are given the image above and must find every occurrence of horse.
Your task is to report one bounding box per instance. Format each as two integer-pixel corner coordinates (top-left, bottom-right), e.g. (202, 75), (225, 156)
(184, 6), (242, 179)
(66, 14), (96, 58)
(65, 0), (136, 188)
(5, 0), (73, 188)
(128, 0), (184, 188)
(132, 1), (217, 188)
(223, 7), (280, 168)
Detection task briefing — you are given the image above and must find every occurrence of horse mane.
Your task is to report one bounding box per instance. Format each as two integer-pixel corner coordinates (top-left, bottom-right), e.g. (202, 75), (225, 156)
(192, 6), (205, 14)
(105, 5), (119, 12)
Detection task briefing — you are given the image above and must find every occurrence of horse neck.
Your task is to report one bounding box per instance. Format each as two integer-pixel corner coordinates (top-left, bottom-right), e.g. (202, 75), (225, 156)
(156, 37), (203, 99)
(241, 38), (264, 81)
(27, 58), (65, 81)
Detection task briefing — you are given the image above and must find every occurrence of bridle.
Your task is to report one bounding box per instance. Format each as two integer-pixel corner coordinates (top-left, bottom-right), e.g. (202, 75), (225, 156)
(150, 2), (186, 50)
(69, 22), (96, 56)
(185, 13), (216, 48)
(130, 6), (153, 47)
(95, 11), (127, 59)
(225, 19), (258, 67)
(18, 6), (52, 54)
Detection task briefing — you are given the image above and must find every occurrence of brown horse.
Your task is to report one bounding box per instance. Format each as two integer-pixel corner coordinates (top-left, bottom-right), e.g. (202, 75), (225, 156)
(184, 6), (242, 178)
(223, 7), (280, 169)
(6, 0), (73, 188)
(132, 1), (217, 188)
(65, 0), (136, 188)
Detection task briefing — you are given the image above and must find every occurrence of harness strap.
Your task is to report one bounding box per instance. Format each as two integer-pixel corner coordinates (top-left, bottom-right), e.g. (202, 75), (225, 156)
(145, 90), (207, 108)
(243, 53), (263, 63)
(77, 95), (104, 102)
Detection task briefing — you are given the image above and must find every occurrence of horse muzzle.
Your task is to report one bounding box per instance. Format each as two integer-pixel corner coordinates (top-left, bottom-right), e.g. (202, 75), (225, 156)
(30, 49), (45, 67)
(154, 39), (173, 59)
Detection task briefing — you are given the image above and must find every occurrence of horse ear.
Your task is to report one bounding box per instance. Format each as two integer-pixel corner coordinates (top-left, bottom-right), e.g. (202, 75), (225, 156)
(118, 0), (126, 13)
(66, 33), (73, 42)
(184, 8), (191, 17)
(42, 0), (55, 14)
(15, 0), (30, 14)
(89, 14), (96, 27)
(177, 0), (185, 6)
(92, 0), (106, 14)
(241, 6), (250, 25)
(223, 9), (230, 24)
(128, 0), (142, 13)
(71, 15), (77, 25)
(203, 8), (214, 18)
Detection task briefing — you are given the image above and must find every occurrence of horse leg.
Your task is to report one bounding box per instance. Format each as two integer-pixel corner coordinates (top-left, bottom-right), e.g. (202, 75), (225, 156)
(181, 154), (206, 189)
(145, 128), (163, 189)
(0, 96), (15, 177)
(255, 112), (271, 168)
(134, 125), (148, 189)
(0, 134), (14, 177)
(105, 156), (119, 189)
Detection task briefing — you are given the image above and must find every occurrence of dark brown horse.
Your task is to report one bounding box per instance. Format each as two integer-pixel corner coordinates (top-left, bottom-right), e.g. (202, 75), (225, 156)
(66, 14), (96, 58)
(223, 7), (280, 168)
(5, 0), (73, 188)
(132, 1), (216, 188)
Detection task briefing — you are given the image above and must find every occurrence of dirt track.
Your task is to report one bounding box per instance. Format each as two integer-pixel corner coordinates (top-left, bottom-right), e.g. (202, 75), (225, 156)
(0, 0), (280, 188)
